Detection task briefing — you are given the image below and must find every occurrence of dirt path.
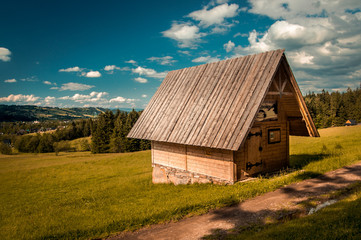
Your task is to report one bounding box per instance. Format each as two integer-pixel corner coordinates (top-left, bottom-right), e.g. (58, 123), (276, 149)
(109, 162), (361, 240)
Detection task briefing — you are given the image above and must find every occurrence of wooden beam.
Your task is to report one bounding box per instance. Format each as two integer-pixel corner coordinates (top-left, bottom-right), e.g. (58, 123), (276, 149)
(281, 56), (319, 137)
(268, 91), (293, 96)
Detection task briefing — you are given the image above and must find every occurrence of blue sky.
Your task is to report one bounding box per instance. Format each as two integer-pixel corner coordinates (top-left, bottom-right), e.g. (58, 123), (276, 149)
(1, 0), (361, 109)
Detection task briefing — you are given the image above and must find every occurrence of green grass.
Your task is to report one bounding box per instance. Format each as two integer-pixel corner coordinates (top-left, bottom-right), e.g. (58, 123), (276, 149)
(1, 126), (361, 239)
(224, 182), (361, 240)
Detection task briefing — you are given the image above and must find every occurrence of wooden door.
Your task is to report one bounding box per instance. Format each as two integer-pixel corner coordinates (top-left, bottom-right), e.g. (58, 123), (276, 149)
(246, 127), (263, 175)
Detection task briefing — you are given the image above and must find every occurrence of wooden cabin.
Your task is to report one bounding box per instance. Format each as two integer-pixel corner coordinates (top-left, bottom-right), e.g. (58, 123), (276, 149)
(345, 119), (357, 126)
(128, 49), (319, 185)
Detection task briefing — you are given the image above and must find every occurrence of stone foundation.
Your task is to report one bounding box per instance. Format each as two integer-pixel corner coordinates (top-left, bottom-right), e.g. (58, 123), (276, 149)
(152, 164), (233, 185)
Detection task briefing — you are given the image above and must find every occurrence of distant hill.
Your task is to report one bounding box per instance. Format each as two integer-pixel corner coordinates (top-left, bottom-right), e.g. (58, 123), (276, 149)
(0, 105), (110, 121)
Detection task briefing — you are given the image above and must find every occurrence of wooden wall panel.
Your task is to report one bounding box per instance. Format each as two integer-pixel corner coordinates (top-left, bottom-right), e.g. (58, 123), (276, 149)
(187, 146), (235, 181)
(152, 141), (187, 170)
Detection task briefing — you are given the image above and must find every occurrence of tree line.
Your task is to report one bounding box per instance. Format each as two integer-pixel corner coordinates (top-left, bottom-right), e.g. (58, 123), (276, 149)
(2, 86), (361, 155)
(0, 109), (149, 154)
(304, 87), (361, 128)
(91, 109), (150, 153)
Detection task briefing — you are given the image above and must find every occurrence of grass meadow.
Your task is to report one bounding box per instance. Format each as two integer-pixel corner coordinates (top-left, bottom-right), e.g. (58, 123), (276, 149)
(1, 125), (361, 239)
(225, 182), (361, 240)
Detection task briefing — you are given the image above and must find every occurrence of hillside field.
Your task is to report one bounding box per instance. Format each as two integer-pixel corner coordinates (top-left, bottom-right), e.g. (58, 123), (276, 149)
(1, 126), (361, 239)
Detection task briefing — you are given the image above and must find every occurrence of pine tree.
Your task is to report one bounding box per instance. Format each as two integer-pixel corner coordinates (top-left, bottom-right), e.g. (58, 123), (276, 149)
(91, 110), (114, 153)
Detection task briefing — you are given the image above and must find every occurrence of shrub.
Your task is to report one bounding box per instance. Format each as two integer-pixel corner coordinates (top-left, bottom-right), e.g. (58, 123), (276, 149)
(0, 142), (12, 155)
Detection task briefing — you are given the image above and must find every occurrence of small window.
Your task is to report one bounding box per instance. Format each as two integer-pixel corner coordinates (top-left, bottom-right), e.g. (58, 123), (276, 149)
(268, 128), (281, 144)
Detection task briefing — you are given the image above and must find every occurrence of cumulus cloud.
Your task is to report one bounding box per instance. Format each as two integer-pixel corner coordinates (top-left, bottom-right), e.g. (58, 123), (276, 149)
(0, 94), (39, 103)
(44, 96), (56, 105)
(223, 40), (235, 52)
(162, 2), (240, 48)
(43, 81), (57, 86)
(125, 60), (137, 64)
(141, 94), (147, 98)
(4, 79), (16, 83)
(188, 3), (239, 27)
(132, 66), (167, 79)
(192, 55), (220, 63)
(59, 66), (82, 72)
(147, 56), (177, 65)
(59, 82), (95, 91)
(104, 65), (121, 71)
(59, 91), (108, 103)
(162, 22), (203, 48)
(134, 77), (148, 83)
(231, 0), (361, 92)
(109, 96), (136, 103)
(0, 47), (11, 62)
(85, 71), (101, 78)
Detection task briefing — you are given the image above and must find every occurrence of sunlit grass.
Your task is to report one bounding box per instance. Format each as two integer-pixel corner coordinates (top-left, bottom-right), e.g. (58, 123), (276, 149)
(226, 183), (361, 240)
(1, 125), (361, 239)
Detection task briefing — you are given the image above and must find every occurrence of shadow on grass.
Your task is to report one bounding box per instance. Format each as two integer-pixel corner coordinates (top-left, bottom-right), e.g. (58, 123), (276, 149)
(201, 164), (361, 240)
(289, 153), (331, 169)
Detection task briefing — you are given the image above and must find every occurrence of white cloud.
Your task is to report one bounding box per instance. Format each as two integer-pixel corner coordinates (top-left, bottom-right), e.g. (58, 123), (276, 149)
(178, 50), (191, 55)
(134, 77), (148, 83)
(132, 66), (167, 79)
(104, 65), (121, 71)
(4, 79), (16, 83)
(59, 91), (108, 103)
(188, 3), (239, 27)
(125, 60), (137, 64)
(59, 66), (82, 72)
(147, 56), (177, 65)
(192, 55), (220, 63)
(43, 80), (57, 85)
(235, 0), (361, 93)
(141, 94), (147, 98)
(0, 94), (39, 102)
(44, 96), (56, 105)
(162, 22), (203, 48)
(109, 96), (136, 103)
(223, 40), (235, 52)
(59, 82), (95, 91)
(0, 47), (11, 62)
(20, 76), (38, 82)
(85, 71), (101, 78)
(233, 32), (248, 38)
(120, 66), (131, 71)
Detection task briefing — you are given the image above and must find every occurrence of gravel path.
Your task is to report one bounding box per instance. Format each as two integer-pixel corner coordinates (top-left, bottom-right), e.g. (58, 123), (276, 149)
(109, 162), (361, 240)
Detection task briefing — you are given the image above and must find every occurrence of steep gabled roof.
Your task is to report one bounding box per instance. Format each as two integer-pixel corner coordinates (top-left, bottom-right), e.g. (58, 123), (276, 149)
(128, 49), (318, 151)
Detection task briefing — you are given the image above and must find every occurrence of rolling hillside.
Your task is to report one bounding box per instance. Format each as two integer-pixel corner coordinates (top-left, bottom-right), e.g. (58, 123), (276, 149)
(0, 105), (142, 121)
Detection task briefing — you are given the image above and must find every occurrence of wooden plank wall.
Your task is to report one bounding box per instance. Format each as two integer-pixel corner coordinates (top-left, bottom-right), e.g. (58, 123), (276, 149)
(234, 86), (289, 177)
(152, 141), (187, 170)
(152, 141), (236, 182)
(186, 146), (235, 181)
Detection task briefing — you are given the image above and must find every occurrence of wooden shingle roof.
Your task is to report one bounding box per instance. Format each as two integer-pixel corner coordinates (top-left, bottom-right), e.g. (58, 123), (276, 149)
(128, 49), (317, 150)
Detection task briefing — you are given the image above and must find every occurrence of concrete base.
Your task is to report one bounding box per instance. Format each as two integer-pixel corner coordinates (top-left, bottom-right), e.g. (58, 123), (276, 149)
(152, 164), (233, 185)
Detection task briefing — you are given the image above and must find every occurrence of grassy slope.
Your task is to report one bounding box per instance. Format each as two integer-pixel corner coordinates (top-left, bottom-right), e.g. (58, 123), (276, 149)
(227, 183), (361, 240)
(0, 126), (361, 239)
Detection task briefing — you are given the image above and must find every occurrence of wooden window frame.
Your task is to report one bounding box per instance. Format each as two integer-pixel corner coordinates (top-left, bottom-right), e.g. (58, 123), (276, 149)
(268, 128), (281, 144)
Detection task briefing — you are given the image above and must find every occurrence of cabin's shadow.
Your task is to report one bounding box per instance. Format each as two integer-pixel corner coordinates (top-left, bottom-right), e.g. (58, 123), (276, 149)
(289, 153), (330, 169)
(253, 153), (330, 180)
(201, 163), (361, 239)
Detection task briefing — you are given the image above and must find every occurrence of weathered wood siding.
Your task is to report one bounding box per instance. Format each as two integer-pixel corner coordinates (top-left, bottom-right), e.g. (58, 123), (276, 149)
(153, 141), (187, 170)
(152, 141), (236, 182)
(233, 73), (291, 177)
